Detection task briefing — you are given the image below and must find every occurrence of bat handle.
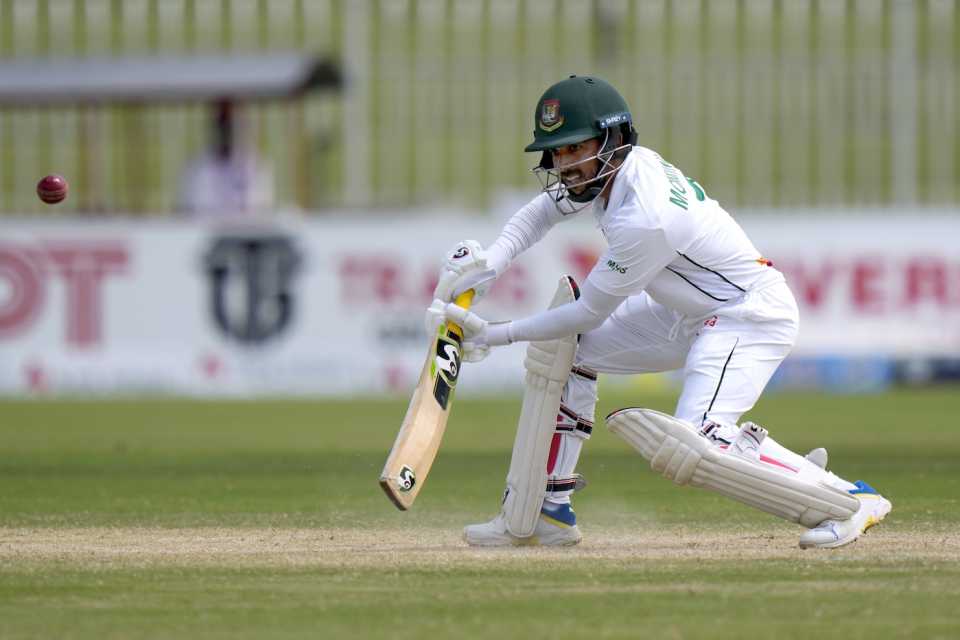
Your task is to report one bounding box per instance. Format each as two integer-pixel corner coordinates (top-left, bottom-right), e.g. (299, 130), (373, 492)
(445, 289), (475, 339)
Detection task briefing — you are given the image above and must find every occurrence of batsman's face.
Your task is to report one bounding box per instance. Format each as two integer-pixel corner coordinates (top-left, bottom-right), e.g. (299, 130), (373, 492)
(551, 138), (603, 195)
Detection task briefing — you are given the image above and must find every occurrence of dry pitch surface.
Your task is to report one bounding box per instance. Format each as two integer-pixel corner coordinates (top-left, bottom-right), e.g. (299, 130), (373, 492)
(4, 525), (958, 569)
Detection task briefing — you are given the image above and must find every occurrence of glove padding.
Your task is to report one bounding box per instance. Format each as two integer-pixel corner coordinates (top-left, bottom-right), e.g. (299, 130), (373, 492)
(425, 300), (510, 363)
(432, 240), (498, 303)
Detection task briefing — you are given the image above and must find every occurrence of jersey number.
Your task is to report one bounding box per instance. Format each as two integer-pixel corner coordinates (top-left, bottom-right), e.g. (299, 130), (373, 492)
(668, 177), (707, 211)
(687, 178), (706, 202)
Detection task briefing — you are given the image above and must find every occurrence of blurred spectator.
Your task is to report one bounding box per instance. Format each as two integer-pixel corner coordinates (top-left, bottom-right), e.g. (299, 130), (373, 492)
(177, 100), (274, 219)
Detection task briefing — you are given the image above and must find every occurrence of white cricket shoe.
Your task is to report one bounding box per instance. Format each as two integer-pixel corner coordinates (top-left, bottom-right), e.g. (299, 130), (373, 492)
(464, 503), (582, 547)
(799, 481), (892, 549)
(805, 447), (828, 469)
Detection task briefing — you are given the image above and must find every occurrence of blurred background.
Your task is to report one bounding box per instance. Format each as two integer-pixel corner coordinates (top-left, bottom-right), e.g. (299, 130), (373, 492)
(1, 0), (958, 397)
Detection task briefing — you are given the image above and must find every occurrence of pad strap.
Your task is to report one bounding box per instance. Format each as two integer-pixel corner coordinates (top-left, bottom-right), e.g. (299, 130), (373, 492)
(571, 365), (597, 381)
(546, 474), (587, 494)
(557, 403), (593, 437)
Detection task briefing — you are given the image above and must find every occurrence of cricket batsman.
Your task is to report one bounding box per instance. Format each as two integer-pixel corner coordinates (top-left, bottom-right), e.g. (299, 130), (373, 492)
(426, 75), (892, 549)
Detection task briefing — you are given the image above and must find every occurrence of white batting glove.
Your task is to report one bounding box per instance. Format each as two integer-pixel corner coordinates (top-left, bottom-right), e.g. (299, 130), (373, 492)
(432, 240), (498, 303)
(442, 303), (512, 363)
(424, 298), (447, 337)
(423, 298), (488, 361)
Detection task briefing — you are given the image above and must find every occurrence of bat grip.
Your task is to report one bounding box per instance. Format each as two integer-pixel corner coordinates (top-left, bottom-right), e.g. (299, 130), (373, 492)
(445, 289), (475, 339)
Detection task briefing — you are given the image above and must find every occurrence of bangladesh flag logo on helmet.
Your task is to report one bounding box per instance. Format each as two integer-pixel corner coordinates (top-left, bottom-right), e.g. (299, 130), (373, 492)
(539, 99), (564, 132)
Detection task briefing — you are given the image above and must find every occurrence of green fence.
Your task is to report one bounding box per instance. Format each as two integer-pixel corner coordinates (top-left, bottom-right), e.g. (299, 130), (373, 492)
(0, 0), (957, 215)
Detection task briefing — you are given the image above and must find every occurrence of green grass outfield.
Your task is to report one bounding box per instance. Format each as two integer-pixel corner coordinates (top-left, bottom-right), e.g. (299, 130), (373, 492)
(1, 388), (959, 639)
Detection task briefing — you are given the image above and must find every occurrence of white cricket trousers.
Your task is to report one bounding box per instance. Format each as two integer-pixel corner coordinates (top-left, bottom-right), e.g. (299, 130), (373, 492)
(546, 280), (806, 503)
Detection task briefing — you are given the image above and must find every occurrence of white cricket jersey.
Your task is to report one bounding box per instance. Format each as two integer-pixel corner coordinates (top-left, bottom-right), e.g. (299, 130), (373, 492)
(585, 146), (782, 318)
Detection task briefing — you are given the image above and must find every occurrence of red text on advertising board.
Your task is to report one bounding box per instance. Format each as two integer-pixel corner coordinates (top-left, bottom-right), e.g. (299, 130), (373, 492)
(765, 257), (960, 313)
(338, 254), (530, 307)
(0, 242), (129, 347)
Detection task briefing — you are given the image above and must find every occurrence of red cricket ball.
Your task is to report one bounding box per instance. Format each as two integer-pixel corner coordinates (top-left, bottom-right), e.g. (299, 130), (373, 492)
(37, 174), (68, 205)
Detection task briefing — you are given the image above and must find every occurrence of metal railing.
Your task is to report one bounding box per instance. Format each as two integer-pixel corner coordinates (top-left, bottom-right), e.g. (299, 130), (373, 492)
(0, 0), (957, 215)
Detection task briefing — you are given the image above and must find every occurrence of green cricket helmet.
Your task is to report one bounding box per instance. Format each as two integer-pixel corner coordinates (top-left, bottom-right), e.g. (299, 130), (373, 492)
(527, 75), (638, 213)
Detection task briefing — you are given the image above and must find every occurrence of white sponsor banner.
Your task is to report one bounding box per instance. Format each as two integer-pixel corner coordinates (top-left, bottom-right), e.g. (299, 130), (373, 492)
(737, 214), (960, 357)
(0, 211), (958, 395)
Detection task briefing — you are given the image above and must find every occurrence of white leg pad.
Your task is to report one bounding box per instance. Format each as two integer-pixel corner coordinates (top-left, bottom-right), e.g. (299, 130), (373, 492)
(606, 408), (859, 528)
(502, 276), (579, 537)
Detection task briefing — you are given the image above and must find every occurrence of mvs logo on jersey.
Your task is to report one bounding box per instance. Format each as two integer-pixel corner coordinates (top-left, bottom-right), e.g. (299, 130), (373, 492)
(204, 235), (302, 345)
(540, 99), (564, 132)
(607, 259), (628, 274)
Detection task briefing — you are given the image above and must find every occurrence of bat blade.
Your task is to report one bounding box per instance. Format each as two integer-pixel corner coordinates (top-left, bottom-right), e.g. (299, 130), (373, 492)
(379, 290), (474, 510)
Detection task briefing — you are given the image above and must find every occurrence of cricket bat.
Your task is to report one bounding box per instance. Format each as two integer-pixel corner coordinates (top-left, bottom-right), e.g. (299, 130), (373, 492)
(379, 289), (475, 510)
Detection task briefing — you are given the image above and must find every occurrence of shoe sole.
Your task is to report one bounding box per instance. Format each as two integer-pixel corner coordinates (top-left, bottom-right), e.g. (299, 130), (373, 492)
(463, 529), (583, 548)
(531, 533), (582, 547)
(800, 498), (892, 549)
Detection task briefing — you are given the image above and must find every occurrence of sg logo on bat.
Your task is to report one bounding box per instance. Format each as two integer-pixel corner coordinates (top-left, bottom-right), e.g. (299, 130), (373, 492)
(398, 465), (417, 492)
(432, 330), (463, 410)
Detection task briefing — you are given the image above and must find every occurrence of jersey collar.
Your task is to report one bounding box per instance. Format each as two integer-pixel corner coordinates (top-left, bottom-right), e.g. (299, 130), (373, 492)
(593, 147), (634, 221)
